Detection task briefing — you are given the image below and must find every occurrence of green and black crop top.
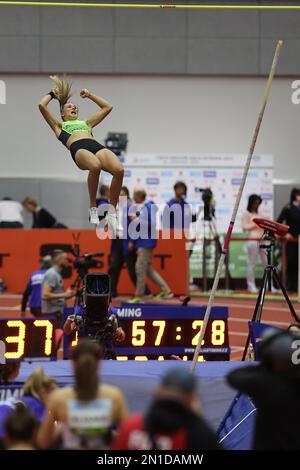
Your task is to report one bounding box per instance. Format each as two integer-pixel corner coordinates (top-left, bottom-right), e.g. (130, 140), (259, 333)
(58, 119), (92, 146)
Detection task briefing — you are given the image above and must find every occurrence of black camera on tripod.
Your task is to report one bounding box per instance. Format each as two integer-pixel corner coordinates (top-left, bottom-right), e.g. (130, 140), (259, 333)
(242, 217), (300, 361)
(195, 187), (215, 221)
(73, 252), (104, 279)
(74, 273), (119, 359)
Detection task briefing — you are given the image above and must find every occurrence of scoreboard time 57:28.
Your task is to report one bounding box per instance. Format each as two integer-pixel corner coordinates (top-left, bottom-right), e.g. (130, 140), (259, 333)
(0, 304), (230, 361)
(112, 304), (230, 361)
(64, 304), (230, 361)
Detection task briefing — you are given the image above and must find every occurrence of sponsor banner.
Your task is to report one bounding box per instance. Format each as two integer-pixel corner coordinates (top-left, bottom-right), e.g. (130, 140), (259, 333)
(0, 230), (188, 295)
(124, 153), (274, 168)
(102, 154), (273, 234)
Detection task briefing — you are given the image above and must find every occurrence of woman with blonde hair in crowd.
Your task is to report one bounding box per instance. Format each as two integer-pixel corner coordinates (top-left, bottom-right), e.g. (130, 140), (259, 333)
(38, 339), (127, 450)
(38, 75), (124, 232)
(0, 368), (57, 447)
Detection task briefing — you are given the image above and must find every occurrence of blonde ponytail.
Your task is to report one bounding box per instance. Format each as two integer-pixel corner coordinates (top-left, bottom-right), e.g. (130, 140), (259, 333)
(23, 367), (57, 402)
(50, 74), (73, 111)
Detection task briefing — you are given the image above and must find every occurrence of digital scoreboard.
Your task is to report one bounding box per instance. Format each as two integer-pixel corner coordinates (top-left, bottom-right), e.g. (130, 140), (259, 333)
(64, 304), (230, 361)
(114, 304), (230, 361)
(0, 305), (229, 362)
(0, 318), (56, 361)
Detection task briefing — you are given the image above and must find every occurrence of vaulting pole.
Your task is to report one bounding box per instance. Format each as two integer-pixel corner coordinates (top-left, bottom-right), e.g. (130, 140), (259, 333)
(191, 40), (283, 372)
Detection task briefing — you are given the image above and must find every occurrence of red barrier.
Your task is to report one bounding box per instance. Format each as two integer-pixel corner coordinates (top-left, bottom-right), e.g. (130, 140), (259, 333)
(0, 229), (188, 295)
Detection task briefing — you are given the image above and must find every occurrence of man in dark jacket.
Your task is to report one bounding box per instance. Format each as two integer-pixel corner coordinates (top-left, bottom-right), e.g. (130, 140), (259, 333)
(112, 367), (219, 450)
(277, 187), (300, 292)
(22, 197), (66, 228)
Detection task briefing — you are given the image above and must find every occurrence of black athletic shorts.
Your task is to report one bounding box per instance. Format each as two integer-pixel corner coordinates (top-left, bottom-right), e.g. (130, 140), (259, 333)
(69, 139), (106, 167)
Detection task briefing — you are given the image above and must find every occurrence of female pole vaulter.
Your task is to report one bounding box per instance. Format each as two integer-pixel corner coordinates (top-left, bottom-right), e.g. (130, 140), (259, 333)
(39, 75), (124, 232)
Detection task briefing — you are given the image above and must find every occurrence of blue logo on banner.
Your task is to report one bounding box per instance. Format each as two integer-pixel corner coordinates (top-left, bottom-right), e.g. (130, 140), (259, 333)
(231, 179), (242, 185)
(161, 171), (173, 177)
(203, 171), (217, 178)
(260, 193), (273, 200)
(124, 170), (131, 177)
(146, 178), (160, 185)
(189, 170), (203, 177)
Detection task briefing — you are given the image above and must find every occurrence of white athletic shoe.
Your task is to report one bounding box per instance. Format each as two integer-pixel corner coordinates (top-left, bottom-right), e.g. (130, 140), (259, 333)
(247, 284), (258, 294)
(89, 207), (99, 225)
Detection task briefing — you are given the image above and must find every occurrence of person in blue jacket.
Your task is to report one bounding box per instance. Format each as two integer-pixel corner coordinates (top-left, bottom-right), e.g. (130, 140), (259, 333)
(162, 181), (198, 230)
(21, 255), (52, 317)
(121, 187), (152, 298)
(129, 189), (173, 303)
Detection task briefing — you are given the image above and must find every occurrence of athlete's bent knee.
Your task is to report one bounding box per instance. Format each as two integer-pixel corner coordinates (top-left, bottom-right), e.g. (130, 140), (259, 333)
(90, 160), (102, 172)
(114, 165), (124, 178)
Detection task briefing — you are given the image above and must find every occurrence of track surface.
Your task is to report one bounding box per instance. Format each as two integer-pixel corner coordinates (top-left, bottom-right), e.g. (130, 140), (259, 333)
(0, 291), (299, 361)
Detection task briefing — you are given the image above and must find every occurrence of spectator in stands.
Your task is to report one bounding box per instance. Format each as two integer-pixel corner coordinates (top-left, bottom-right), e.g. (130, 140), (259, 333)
(0, 363), (22, 450)
(0, 368), (57, 445)
(162, 181), (198, 230)
(242, 194), (267, 293)
(41, 250), (75, 328)
(3, 403), (38, 450)
(22, 197), (67, 228)
(277, 187), (300, 292)
(0, 197), (24, 228)
(37, 339), (128, 450)
(112, 366), (219, 450)
(129, 189), (173, 303)
(227, 329), (300, 450)
(21, 255), (52, 317)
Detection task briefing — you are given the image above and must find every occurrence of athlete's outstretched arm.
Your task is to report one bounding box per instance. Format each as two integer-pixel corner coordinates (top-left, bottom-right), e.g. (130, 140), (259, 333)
(81, 89), (113, 128)
(38, 92), (61, 135)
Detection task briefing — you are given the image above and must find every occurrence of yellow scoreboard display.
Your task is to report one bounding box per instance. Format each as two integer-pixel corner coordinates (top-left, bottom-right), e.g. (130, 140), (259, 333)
(0, 306), (229, 362)
(0, 319), (56, 361)
(65, 304), (229, 361)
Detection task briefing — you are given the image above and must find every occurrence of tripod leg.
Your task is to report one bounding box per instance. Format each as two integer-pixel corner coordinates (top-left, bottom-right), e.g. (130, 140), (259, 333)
(257, 267), (272, 323)
(203, 238), (207, 292)
(272, 268), (300, 322)
(242, 267), (270, 360)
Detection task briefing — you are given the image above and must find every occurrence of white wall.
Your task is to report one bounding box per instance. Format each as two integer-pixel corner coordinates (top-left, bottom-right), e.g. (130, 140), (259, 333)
(0, 74), (298, 181)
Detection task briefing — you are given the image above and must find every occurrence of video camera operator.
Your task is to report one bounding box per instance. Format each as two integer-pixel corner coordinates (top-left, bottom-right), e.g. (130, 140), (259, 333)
(63, 272), (125, 358)
(227, 329), (300, 450)
(63, 305), (125, 344)
(42, 250), (75, 328)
